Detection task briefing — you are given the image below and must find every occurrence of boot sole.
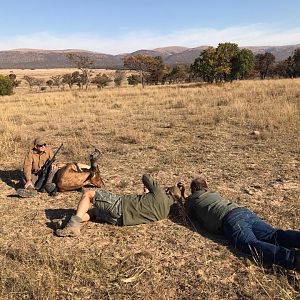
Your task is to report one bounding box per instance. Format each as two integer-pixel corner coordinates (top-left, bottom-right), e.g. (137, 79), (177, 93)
(17, 189), (38, 198)
(55, 229), (80, 237)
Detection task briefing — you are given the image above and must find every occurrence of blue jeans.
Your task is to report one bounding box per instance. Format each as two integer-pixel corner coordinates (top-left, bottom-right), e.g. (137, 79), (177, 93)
(222, 208), (300, 269)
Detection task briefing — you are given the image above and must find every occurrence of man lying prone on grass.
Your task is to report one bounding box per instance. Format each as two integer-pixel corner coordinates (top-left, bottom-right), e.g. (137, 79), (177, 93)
(177, 177), (300, 272)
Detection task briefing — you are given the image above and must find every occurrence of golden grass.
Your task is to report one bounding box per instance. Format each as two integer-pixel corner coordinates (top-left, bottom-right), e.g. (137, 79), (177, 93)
(0, 78), (300, 299)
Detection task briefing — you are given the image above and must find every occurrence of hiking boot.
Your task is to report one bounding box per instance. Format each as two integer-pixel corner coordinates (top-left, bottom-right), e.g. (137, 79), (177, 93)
(55, 215), (82, 237)
(17, 188), (38, 198)
(49, 188), (58, 197)
(45, 183), (56, 194)
(56, 226), (81, 237)
(294, 250), (300, 271)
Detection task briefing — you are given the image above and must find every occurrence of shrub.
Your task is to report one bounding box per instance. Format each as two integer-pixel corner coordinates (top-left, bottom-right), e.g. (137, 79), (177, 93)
(0, 75), (13, 96)
(127, 74), (141, 86)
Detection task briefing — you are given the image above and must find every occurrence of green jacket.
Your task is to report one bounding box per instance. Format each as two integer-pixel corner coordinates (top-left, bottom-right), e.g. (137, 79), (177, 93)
(184, 190), (240, 234)
(121, 174), (174, 226)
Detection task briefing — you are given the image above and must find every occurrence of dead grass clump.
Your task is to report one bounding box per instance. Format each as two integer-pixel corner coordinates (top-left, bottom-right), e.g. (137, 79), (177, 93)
(115, 129), (145, 145)
(168, 99), (186, 109)
(110, 103), (122, 109)
(116, 135), (139, 144)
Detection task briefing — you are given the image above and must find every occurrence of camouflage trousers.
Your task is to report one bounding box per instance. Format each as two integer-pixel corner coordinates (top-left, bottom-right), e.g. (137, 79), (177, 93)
(92, 189), (123, 225)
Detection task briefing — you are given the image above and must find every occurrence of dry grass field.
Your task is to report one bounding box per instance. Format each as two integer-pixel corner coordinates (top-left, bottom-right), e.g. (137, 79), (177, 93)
(0, 78), (299, 299)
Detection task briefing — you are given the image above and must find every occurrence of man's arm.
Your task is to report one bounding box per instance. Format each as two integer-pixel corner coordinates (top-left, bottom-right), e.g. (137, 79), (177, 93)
(183, 196), (193, 215)
(142, 174), (161, 193)
(23, 151), (33, 187)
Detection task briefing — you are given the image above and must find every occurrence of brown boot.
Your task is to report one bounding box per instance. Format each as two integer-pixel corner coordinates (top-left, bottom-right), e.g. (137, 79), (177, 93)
(55, 215), (82, 237)
(45, 183), (56, 194)
(17, 188), (38, 198)
(56, 226), (81, 237)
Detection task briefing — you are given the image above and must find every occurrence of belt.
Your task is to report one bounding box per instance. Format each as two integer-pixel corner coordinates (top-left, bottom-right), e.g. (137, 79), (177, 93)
(222, 207), (243, 228)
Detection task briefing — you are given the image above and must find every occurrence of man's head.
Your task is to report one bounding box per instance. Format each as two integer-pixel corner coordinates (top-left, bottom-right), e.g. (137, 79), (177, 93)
(190, 177), (208, 193)
(166, 186), (182, 202)
(33, 137), (47, 152)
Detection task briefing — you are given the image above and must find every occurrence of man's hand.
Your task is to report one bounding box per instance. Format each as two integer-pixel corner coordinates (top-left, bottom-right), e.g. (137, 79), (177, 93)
(177, 182), (187, 200)
(177, 182), (185, 193)
(25, 180), (34, 189)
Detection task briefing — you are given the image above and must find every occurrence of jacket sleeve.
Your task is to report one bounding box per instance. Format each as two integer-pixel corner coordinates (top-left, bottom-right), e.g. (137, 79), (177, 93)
(142, 174), (162, 194)
(184, 197), (193, 215)
(23, 151), (33, 181)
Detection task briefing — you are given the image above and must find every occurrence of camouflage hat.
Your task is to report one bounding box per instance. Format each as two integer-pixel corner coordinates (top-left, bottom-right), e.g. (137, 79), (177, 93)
(33, 137), (46, 146)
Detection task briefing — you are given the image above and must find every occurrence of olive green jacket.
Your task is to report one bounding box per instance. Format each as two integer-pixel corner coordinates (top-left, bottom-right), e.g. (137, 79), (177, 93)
(121, 174), (174, 226)
(184, 190), (240, 234)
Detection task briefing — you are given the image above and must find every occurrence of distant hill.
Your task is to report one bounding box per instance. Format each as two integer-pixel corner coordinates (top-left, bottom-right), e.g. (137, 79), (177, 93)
(0, 44), (299, 69)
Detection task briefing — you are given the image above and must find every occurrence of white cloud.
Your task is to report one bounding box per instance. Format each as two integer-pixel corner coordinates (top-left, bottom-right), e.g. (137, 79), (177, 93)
(0, 24), (299, 54)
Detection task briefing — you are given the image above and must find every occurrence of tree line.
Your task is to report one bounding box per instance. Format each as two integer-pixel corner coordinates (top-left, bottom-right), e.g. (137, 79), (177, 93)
(125, 43), (300, 85)
(1, 44), (300, 95)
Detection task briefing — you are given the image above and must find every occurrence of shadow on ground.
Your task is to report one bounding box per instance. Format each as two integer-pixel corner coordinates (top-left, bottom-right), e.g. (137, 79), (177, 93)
(0, 169), (24, 190)
(45, 208), (75, 230)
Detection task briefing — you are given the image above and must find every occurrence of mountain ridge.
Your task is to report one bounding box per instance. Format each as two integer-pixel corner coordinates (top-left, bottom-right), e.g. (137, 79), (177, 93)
(0, 44), (299, 69)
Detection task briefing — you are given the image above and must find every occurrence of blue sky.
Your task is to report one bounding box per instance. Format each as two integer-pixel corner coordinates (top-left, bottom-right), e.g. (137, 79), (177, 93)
(0, 0), (299, 54)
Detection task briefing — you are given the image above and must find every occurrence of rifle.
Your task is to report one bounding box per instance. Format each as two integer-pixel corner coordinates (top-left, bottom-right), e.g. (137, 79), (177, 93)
(35, 143), (63, 191)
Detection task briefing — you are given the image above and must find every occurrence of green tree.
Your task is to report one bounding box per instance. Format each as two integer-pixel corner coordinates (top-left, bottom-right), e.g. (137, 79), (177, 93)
(46, 80), (53, 89)
(127, 74), (141, 86)
(215, 43), (239, 81)
(91, 74), (112, 89)
(0, 75), (13, 96)
(35, 78), (44, 90)
(124, 54), (162, 87)
(293, 48), (300, 77)
(255, 52), (275, 79)
(66, 53), (94, 89)
(231, 48), (255, 79)
(190, 47), (218, 83)
(23, 75), (36, 90)
(286, 56), (295, 78)
(145, 56), (168, 85)
(8, 73), (21, 90)
(166, 65), (189, 83)
(114, 70), (126, 87)
(50, 75), (62, 89)
(62, 71), (82, 89)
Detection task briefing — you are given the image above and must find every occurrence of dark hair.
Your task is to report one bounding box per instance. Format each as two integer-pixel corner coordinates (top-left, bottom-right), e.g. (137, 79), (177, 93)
(190, 177), (208, 193)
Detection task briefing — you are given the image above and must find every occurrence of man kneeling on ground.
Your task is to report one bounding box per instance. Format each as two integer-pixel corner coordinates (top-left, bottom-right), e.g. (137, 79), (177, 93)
(179, 177), (300, 272)
(56, 174), (181, 237)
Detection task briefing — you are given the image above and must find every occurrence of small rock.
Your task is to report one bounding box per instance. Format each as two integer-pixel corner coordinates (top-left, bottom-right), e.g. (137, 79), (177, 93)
(250, 184), (262, 189)
(244, 188), (254, 195)
(250, 130), (261, 136)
